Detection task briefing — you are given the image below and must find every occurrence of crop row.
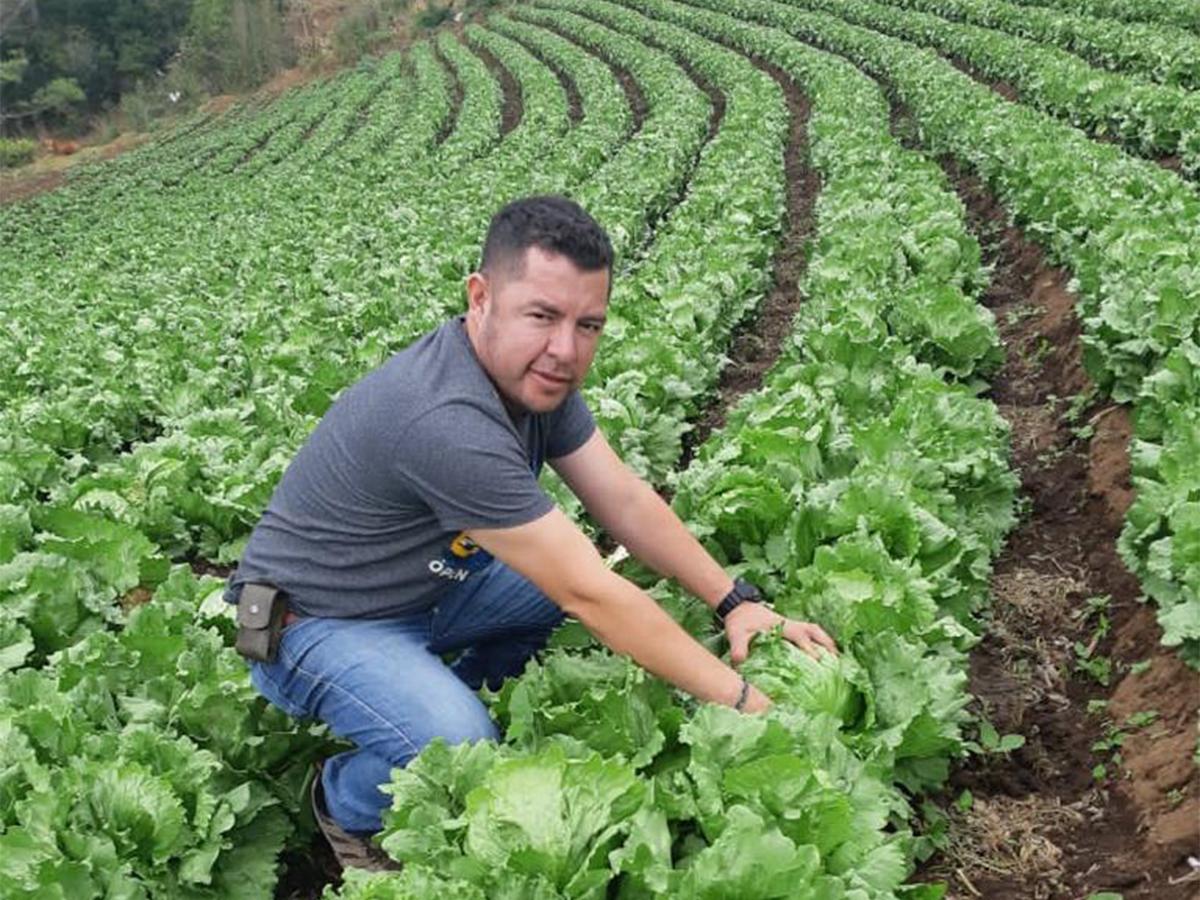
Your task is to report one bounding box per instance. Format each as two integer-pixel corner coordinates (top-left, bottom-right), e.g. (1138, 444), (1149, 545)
(880, 0), (1200, 88)
(1005, 0), (1200, 34)
(1118, 343), (1200, 668)
(787, 0), (1200, 172)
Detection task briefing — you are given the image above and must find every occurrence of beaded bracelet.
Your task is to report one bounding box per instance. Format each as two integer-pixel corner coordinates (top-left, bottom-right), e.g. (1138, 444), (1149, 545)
(733, 677), (751, 712)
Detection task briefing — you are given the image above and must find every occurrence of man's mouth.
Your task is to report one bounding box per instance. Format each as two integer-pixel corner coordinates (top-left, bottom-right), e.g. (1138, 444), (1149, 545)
(530, 369), (571, 387)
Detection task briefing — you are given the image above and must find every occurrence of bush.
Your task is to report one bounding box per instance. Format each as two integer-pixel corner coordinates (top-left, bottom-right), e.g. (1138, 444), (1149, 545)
(0, 137), (36, 168)
(415, 4), (452, 28)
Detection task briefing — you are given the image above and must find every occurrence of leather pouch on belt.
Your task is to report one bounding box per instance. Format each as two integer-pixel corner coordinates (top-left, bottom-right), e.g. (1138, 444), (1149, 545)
(235, 583), (286, 663)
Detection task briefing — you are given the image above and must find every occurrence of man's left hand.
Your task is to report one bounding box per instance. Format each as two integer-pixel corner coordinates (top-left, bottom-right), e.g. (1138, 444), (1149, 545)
(724, 601), (838, 666)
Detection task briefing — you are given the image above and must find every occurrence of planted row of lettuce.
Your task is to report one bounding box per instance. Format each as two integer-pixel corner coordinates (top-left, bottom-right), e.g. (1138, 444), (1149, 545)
(1118, 344), (1200, 669)
(1005, 0), (1200, 34)
(325, 1), (1015, 896)
(879, 0), (1200, 89)
(787, 0), (1200, 173)
(697, 0), (1200, 665)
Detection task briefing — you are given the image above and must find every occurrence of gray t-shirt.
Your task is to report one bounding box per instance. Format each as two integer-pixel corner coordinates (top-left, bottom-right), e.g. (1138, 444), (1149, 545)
(225, 315), (595, 618)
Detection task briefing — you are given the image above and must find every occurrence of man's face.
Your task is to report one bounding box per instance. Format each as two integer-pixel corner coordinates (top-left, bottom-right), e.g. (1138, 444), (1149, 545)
(465, 246), (609, 415)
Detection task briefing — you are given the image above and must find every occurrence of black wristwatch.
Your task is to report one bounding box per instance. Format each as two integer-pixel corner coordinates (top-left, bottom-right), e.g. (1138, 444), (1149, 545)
(714, 578), (764, 624)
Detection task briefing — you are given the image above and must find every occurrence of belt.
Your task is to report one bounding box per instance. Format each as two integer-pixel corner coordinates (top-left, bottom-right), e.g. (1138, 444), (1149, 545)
(283, 609), (303, 627)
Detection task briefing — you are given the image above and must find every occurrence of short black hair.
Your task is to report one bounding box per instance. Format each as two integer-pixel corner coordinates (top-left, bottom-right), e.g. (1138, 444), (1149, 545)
(480, 195), (613, 283)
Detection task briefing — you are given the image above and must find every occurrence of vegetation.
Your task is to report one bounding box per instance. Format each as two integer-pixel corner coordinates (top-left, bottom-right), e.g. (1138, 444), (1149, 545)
(0, 136), (37, 167)
(0, 0), (1194, 895)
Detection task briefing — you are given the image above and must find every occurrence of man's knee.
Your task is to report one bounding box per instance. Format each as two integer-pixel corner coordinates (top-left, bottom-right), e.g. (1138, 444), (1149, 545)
(422, 696), (500, 751)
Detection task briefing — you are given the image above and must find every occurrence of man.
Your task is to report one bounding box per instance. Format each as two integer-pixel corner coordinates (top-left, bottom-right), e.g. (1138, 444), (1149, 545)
(227, 195), (837, 870)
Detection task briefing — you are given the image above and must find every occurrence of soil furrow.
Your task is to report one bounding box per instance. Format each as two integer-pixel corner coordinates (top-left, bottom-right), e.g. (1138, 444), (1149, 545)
(234, 105), (307, 168)
(612, 61), (649, 131)
(883, 98), (1200, 899)
(466, 38), (523, 136)
(432, 43), (466, 144)
(499, 29), (583, 125)
(678, 54), (817, 468)
(531, 20), (649, 133)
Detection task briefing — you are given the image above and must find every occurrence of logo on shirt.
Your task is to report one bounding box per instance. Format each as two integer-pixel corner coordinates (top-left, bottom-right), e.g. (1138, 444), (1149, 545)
(428, 531), (493, 582)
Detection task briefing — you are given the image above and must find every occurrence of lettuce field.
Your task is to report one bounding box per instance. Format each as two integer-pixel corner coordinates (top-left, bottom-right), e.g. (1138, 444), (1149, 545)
(1, 0), (1198, 897)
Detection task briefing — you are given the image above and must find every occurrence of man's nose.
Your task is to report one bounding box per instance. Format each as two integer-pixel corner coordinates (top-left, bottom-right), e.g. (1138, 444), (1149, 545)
(546, 320), (577, 364)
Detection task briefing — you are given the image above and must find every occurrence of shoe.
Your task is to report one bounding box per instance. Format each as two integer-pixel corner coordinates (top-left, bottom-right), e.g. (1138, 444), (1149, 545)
(310, 761), (402, 872)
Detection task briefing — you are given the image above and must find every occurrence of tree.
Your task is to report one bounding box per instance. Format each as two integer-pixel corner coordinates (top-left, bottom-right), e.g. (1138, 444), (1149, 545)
(0, 50), (86, 126)
(31, 76), (86, 116)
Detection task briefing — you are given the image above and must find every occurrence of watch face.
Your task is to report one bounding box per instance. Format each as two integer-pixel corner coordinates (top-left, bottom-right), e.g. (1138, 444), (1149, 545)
(735, 579), (760, 602)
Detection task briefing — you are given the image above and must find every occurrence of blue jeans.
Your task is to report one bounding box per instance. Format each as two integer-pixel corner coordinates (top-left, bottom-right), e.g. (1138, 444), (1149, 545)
(248, 560), (564, 833)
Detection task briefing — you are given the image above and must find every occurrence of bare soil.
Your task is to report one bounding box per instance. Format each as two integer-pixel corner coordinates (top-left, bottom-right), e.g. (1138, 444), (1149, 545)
(908, 139), (1200, 899)
(467, 37), (523, 136)
(432, 41), (466, 144)
(500, 28), (583, 125)
(679, 56), (818, 466)
(613, 63), (649, 133)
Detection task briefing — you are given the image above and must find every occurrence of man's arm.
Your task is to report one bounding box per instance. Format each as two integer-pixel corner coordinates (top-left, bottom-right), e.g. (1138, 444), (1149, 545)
(551, 431), (731, 604)
(550, 430), (837, 664)
(466, 507), (770, 711)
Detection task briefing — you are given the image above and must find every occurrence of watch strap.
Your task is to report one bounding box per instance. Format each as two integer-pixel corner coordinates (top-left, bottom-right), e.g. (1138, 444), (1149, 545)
(714, 578), (762, 623)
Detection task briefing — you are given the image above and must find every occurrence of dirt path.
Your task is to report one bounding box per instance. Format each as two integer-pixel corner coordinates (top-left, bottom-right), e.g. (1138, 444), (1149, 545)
(899, 120), (1200, 897)
(0, 132), (151, 206)
(612, 61), (648, 132)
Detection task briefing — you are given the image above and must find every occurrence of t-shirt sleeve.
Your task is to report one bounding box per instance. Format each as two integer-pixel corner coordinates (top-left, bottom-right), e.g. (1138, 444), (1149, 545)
(545, 390), (596, 460)
(394, 399), (553, 532)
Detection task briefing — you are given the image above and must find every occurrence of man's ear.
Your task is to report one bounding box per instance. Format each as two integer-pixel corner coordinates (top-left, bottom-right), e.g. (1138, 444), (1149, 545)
(465, 271), (489, 316)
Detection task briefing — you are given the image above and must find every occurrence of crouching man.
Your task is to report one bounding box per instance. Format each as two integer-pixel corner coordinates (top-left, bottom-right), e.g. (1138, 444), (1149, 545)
(225, 195), (836, 870)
